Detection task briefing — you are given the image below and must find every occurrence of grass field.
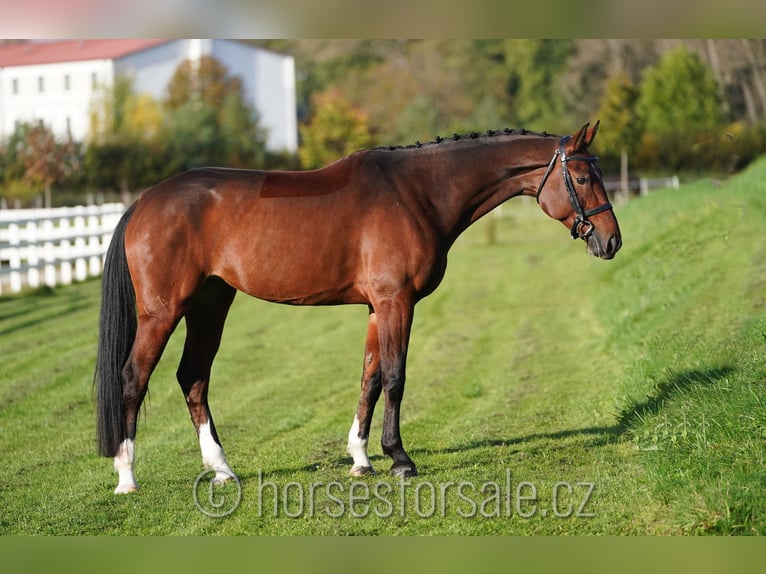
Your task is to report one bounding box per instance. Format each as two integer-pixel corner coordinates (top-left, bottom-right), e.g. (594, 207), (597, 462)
(1, 159), (765, 535)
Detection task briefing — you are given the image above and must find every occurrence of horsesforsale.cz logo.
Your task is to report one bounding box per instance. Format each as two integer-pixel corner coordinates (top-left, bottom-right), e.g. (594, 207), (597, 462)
(192, 468), (596, 519)
(193, 469), (242, 517)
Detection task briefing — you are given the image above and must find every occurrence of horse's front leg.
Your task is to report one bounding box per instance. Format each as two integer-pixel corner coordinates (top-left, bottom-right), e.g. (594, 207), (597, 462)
(375, 293), (417, 477)
(347, 309), (382, 476)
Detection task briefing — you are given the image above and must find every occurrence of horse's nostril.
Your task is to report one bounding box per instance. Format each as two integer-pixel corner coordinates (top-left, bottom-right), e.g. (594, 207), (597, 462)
(607, 235), (622, 255)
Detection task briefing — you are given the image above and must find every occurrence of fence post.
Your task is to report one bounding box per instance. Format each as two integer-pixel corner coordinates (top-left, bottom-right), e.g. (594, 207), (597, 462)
(74, 237), (88, 281)
(60, 218), (72, 286)
(27, 221), (40, 289)
(42, 219), (56, 288)
(88, 213), (102, 276)
(8, 223), (21, 293)
(73, 216), (87, 282)
(639, 178), (649, 197)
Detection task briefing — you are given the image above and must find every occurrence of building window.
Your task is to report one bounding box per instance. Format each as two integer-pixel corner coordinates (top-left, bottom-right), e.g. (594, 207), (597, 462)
(64, 74), (71, 91)
(12, 78), (18, 94)
(38, 76), (44, 93)
(91, 72), (98, 89)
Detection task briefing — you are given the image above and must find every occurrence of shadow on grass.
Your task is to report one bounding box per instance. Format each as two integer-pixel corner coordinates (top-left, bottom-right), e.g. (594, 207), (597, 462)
(240, 365), (736, 477)
(402, 366), (737, 462)
(408, 425), (623, 460)
(614, 365), (734, 431)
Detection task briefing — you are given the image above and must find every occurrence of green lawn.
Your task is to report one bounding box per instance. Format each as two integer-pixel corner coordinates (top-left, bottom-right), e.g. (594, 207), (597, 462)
(1, 160), (764, 534)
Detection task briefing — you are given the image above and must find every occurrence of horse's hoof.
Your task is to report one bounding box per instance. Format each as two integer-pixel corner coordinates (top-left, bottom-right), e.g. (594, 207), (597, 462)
(114, 483), (139, 494)
(212, 470), (237, 485)
(350, 465), (376, 477)
(389, 465), (417, 478)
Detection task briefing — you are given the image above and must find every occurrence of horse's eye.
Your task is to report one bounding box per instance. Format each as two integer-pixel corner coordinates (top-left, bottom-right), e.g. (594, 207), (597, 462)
(576, 177), (588, 185)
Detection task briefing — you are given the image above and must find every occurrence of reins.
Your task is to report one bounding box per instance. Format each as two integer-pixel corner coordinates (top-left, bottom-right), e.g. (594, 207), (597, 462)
(535, 135), (613, 240)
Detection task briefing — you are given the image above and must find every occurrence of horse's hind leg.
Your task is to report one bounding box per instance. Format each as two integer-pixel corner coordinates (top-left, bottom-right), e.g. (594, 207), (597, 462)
(115, 313), (181, 493)
(176, 277), (237, 483)
(347, 309), (382, 476)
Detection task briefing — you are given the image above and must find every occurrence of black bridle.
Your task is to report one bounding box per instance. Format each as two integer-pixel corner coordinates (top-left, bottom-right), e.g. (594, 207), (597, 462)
(536, 135), (613, 240)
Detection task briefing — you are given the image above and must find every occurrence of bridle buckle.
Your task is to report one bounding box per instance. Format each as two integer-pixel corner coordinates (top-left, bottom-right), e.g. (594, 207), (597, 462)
(571, 218), (594, 240)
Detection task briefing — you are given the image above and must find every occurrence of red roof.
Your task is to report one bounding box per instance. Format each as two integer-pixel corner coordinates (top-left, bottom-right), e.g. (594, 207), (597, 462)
(0, 39), (169, 67)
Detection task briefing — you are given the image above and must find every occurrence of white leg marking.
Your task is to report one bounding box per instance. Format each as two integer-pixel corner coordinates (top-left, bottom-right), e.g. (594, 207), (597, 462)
(199, 422), (236, 484)
(347, 415), (374, 475)
(113, 439), (138, 494)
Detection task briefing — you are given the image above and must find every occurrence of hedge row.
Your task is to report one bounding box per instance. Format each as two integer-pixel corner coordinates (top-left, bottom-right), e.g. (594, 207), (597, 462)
(596, 122), (766, 176)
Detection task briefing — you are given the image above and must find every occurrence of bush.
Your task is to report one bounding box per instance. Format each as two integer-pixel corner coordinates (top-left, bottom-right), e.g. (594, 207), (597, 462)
(597, 122), (766, 177)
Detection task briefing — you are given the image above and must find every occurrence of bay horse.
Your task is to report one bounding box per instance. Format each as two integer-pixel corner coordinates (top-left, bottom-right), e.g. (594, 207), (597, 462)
(95, 122), (621, 493)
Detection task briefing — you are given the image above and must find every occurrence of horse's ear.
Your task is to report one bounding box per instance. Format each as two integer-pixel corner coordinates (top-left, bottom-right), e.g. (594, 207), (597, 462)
(585, 120), (600, 147)
(567, 121), (599, 154)
(569, 123), (590, 152)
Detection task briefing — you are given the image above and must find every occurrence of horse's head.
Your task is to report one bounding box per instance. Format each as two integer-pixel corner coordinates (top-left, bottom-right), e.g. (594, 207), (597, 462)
(535, 121), (622, 260)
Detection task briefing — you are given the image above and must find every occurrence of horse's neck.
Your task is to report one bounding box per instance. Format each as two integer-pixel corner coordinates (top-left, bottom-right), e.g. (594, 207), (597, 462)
(413, 139), (551, 242)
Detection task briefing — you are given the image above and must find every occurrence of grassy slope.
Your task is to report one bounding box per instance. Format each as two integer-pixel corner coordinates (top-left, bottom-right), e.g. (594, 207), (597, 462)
(0, 159), (764, 535)
(601, 161), (766, 534)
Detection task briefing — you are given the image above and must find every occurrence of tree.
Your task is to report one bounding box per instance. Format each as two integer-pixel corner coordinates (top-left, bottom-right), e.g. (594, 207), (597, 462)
(14, 122), (80, 207)
(0, 123), (37, 204)
(84, 58), (268, 194)
(594, 73), (641, 192)
(503, 39), (574, 129)
(330, 40), (512, 144)
(286, 39), (392, 123)
(597, 73), (641, 151)
(165, 56), (243, 112)
(86, 77), (164, 195)
(393, 95), (440, 145)
(298, 89), (374, 169)
(635, 45), (723, 134)
(218, 91), (268, 168)
(161, 56), (267, 173)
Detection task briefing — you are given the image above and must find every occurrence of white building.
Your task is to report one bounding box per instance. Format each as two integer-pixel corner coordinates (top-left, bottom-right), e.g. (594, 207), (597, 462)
(0, 39), (297, 152)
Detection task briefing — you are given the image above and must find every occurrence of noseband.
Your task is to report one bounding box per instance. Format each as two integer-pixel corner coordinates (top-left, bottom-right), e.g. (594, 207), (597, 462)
(536, 136), (613, 240)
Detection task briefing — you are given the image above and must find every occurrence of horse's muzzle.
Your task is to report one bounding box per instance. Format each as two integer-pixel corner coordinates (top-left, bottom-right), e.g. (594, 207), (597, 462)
(587, 232), (621, 260)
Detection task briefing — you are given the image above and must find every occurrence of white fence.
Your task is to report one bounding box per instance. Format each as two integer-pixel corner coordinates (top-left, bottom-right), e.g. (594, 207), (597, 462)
(0, 203), (125, 295)
(604, 175), (680, 203)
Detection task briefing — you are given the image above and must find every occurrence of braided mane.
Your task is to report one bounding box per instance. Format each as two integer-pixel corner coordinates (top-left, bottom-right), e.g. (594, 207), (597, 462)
(371, 128), (558, 152)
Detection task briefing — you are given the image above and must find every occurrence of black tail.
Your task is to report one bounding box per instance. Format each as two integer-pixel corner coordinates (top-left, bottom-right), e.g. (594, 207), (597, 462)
(95, 202), (137, 457)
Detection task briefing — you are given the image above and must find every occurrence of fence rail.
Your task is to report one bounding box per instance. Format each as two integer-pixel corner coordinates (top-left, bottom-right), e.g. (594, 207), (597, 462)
(604, 175), (680, 202)
(0, 203), (125, 295)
